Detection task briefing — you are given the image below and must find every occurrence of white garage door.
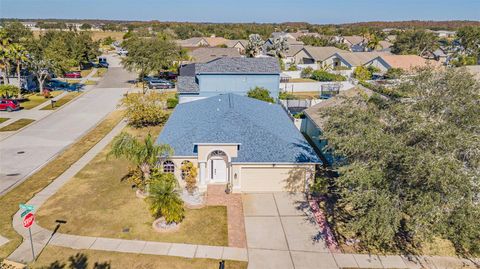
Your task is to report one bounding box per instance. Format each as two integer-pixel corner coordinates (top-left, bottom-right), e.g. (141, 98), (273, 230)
(241, 167), (306, 192)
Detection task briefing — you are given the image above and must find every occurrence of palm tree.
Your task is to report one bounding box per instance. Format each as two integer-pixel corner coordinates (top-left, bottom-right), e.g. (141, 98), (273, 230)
(148, 172), (184, 224)
(9, 43), (28, 89)
(245, 34), (263, 57)
(367, 34), (382, 51)
(268, 36), (290, 58)
(109, 132), (173, 191)
(0, 30), (12, 84)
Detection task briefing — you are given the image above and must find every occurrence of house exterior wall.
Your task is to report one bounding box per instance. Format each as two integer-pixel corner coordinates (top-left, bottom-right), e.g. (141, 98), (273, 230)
(197, 74), (280, 99)
(293, 49), (315, 65)
(301, 116), (326, 154)
(233, 163), (315, 192)
(365, 58), (390, 72)
(197, 144), (239, 162)
(168, 157), (199, 189)
(323, 55), (352, 68)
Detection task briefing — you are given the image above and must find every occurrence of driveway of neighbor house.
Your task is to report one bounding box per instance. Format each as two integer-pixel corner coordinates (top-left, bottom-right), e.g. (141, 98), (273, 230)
(0, 54), (136, 195)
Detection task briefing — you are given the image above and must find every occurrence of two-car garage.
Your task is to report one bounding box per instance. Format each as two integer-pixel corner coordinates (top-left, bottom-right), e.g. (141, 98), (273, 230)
(237, 165), (312, 192)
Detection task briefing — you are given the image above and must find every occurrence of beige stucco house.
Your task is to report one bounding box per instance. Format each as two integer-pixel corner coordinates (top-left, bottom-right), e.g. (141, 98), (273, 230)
(156, 94), (321, 193)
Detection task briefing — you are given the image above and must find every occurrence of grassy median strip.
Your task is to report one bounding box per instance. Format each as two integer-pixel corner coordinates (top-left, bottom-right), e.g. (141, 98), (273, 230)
(0, 119), (35, 132)
(30, 246), (247, 269)
(0, 118), (9, 124)
(20, 91), (63, 110)
(93, 67), (107, 77)
(40, 92), (82, 110)
(0, 110), (124, 258)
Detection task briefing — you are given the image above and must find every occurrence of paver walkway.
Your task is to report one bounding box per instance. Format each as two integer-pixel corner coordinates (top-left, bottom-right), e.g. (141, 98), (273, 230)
(206, 185), (247, 248)
(7, 119), (248, 264)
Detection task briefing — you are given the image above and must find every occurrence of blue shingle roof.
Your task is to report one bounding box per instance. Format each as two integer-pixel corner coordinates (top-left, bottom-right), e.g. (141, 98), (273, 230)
(156, 94), (321, 164)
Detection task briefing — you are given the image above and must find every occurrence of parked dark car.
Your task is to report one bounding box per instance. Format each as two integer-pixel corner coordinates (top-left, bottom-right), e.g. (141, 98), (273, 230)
(64, 71), (82, 79)
(148, 79), (175, 89)
(0, 99), (21, 112)
(158, 71), (178, 81)
(45, 80), (81, 91)
(98, 57), (109, 68)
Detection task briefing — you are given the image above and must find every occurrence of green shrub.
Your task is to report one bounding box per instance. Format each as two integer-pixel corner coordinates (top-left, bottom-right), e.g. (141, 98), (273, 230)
(359, 81), (405, 98)
(247, 86), (274, 103)
(311, 70), (346, 82)
(120, 92), (170, 127)
(301, 67), (313, 78)
(353, 66), (373, 81)
(148, 172), (185, 224)
(288, 64), (298, 71)
(384, 68), (404, 79)
(166, 96), (179, 109)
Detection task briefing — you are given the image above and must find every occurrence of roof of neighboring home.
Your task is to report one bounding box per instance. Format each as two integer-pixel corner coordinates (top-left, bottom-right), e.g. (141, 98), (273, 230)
(285, 45), (306, 57)
(177, 76), (199, 93)
(301, 46), (347, 61)
(176, 37), (208, 47)
(304, 86), (375, 129)
(204, 36), (229, 47)
(333, 51), (387, 67)
(377, 55), (441, 71)
(189, 47), (241, 63)
(225, 39), (248, 48)
(342, 35), (366, 45)
(156, 94), (321, 163)
(386, 35), (397, 42)
(290, 32), (323, 40)
(378, 41), (393, 50)
(433, 48), (447, 57)
(196, 57), (281, 74)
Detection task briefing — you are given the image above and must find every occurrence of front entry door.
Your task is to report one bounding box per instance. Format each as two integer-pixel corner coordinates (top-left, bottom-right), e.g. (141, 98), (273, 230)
(211, 159), (227, 182)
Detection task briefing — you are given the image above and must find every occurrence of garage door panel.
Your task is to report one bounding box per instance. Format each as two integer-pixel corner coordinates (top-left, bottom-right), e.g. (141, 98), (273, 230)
(241, 167), (305, 192)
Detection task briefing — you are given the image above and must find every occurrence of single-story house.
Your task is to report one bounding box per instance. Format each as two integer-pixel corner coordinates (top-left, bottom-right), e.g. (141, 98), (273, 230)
(224, 40), (248, 53)
(177, 57), (281, 103)
(365, 54), (441, 73)
(188, 47), (241, 63)
(341, 36), (367, 52)
(176, 37), (210, 48)
(156, 93), (321, 192)
(323, 51), (387, 69)
(263, 37), (304, 55)
(292, 46), (347, 66)
(302, 87), (376, 166)
(377, 40), (393, 52)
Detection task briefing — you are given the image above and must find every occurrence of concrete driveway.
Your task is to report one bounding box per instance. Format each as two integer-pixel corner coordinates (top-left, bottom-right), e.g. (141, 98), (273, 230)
(243, 192), (338, 269)
(0, 59), (136, 194)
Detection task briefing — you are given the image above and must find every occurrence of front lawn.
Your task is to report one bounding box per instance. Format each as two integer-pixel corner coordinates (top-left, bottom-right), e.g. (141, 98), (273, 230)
(36, 125), (229, 246)
(0, 110), (124, 258)
(40, 92), (82, 110)
(288, 78), (316, 83)
(81, 68), (94, 78)
(30, 246), (247, 269)
(0, 118), (35, 132)
(0, 118), (9, 124)
(20, 91), (63, 109)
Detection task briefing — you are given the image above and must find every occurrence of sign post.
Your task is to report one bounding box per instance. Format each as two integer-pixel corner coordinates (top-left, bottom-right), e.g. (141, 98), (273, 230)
(20, 204), (35, 260)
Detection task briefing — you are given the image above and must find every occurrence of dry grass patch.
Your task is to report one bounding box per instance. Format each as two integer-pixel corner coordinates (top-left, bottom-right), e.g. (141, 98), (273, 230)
(36, 125), (228, 246)
(0, 110), (124, 258)
(0, 118), (9, 124)
(288, 78), (317, 83)
(40, 92), (82, 110)
(0, 118), (35, 132)
(30, 246), (247, 269)
(93, 68), (108, 77)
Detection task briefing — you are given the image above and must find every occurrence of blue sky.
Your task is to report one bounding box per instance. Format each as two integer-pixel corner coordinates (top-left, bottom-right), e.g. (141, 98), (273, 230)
(1, 0), (479, 24)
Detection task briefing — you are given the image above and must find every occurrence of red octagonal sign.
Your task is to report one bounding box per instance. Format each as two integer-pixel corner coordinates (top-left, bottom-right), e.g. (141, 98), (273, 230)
(23, 213), (35, 229)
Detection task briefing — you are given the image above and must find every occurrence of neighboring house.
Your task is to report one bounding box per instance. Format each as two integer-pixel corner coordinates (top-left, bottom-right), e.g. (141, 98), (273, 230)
(156, 93), (321, 192)
(341, 36), (367, 52)
(365, 54), (441, 73)
(263, 37), (304, 55)
(292, 46), (347, 66)
(283, 45), (307, 65)
(224, 40), (248, 53)
(323, 51), (387, 69)
(377, 40), (393, 52)
(176, 37), (210, 48)
(302, 87), (375, 166)
(177, 57), (281, 103)
(188, 47), (241, 63)
(271, 31), (296, 40)
(429, 30), (456, 38)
